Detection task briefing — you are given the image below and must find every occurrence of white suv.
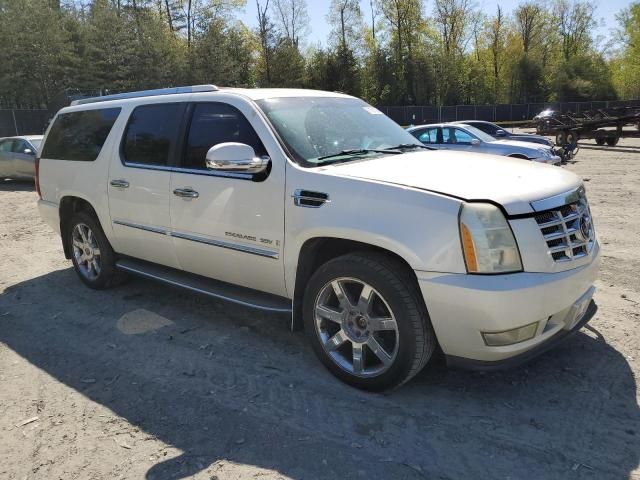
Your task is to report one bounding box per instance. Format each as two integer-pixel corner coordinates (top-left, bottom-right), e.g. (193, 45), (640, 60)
(36, 85), (600, 390)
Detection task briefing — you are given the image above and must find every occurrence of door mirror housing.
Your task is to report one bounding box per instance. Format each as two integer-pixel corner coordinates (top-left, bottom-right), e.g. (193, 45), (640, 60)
(23, 148), (34, 155)
(205, 143), (269, 174)
(470, 139), (481, 146)
(495, 129), (507, 137)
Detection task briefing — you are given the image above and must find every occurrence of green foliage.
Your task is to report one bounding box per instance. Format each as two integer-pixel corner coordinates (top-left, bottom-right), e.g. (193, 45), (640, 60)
(611, 2), (640, 99)
(0, 0), (634, 109)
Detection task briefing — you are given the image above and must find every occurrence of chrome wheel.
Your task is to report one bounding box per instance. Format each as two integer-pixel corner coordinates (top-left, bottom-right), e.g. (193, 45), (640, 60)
(71, 223), (101, 281)
(314, 277), (399, 378)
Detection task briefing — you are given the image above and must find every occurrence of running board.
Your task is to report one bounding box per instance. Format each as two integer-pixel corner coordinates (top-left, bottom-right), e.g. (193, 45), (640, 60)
(115, 257), (292, 313)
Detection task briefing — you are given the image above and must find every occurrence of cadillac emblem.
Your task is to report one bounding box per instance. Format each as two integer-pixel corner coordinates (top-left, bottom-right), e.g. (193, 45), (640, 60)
(577, 211), (593, 242)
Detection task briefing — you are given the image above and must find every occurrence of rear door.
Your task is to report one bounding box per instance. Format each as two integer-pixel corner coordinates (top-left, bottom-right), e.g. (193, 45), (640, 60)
(107, 102), (185, 268)
(413, 127), (441, 146)
(169, 100), (286, 296)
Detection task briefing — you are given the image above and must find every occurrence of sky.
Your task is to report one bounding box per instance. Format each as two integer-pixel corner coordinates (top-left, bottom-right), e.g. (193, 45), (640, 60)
(236, 0), (634, 49)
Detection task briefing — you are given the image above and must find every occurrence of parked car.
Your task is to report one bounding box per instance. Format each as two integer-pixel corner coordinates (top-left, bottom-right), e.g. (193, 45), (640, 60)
(408, 123), (561, 165)
(452, 120), (555, 147)
(0, 135), (42, 180)
(36, 85), (598, 390)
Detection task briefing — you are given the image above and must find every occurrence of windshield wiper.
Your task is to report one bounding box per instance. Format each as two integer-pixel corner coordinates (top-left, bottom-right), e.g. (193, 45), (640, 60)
(315, 148), (399, 164)
(383, 143), (437, 151)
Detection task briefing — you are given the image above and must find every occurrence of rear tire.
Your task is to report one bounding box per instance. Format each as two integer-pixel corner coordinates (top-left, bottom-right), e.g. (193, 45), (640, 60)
(605, 136), (619, 147)
(595, 138), (605, 146)
(566, 131), (577, 145)
(556, 131), (567, 145)
(66, 211), (127, 289)
(303, 252), (436, 391)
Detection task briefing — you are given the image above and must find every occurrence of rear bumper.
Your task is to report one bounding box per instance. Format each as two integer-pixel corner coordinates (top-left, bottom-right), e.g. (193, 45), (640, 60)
(416, 246), (599, 365)
(37, 199), (60, 235)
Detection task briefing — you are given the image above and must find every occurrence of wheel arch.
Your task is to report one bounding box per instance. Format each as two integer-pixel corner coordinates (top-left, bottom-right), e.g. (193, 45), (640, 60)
(59, 196), (101, 259)
(290, 237), (422, 331)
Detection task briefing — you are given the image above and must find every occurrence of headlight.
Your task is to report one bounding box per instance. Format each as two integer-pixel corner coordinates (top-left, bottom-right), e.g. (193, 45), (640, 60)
(459, 203), (523, 274)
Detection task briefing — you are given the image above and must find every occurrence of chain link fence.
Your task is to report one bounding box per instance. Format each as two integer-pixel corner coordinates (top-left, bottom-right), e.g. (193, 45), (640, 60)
(378, 99), (640, 126)
(3, 99), (640, 137)
(0, 109), (52, 137)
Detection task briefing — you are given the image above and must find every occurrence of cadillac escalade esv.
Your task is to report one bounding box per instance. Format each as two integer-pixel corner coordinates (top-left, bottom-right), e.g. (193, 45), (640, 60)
(36, 85), (599, 390)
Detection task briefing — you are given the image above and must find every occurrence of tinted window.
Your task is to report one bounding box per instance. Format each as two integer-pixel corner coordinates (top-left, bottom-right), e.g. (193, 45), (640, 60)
(183, 103), (267, 170)
(416, 128), (439, 144)
(41, 108), (121, 161)
(0, 139), (13, 153)
(12, 140), (29, 153)
(123, 103), (183, 166)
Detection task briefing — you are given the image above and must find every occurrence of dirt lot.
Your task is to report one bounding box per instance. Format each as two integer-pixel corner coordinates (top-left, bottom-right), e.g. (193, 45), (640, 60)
(1, 136), (639, 480)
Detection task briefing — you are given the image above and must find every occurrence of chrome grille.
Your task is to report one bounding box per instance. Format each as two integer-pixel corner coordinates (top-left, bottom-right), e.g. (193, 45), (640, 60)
(534, 196), (594, 263)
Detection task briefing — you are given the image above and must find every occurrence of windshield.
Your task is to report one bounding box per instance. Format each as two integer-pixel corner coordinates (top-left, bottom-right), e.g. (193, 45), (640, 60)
(256, 97), (424, 166)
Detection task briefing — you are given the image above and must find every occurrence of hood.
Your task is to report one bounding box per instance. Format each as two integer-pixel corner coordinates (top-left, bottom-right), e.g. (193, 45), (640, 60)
(321, 150), (581, 215)
(506, 134), (551, 144)
(493, 139), (551, 151)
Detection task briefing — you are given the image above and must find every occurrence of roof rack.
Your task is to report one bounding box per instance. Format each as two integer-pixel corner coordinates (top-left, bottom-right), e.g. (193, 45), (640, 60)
(70, 84), (219, 106)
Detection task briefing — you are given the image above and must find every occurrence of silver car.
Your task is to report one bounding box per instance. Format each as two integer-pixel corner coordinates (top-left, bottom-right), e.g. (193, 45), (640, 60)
(407, 123), (561, 165)
(0, 135), (42, 180)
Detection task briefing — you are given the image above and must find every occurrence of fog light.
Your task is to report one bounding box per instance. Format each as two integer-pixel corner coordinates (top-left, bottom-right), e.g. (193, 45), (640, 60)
(482, 322), (538, 346)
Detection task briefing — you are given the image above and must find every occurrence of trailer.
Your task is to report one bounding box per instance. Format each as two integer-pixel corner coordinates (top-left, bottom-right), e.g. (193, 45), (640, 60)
(533, 106), (640, 146)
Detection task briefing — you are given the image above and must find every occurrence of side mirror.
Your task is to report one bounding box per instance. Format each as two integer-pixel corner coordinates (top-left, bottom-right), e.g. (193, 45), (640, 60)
(495, 130), (507, 137)
(23, 148), (33, 155)
(470, 139), (481, 146)
(205, 143), (269, 174)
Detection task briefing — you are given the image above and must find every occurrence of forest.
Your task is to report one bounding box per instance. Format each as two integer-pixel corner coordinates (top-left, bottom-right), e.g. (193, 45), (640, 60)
(0, 0), (638, 110)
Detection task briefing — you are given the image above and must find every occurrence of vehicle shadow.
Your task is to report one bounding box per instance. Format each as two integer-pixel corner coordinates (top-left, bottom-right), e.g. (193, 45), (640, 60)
(0, 179), (35, 192)
(1, 268), (638, 479)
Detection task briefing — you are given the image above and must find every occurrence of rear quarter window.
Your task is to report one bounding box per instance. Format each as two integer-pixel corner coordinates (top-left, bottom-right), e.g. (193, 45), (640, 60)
(41, 108), (121, 161)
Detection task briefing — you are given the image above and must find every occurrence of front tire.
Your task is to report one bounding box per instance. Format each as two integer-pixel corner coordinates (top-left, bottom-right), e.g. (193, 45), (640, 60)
(303, 253), (436, 391)
(67, 211), (126, 289)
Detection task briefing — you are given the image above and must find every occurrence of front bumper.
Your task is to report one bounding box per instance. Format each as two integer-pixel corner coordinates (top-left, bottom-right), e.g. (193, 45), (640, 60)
(416, 247), (599, 365)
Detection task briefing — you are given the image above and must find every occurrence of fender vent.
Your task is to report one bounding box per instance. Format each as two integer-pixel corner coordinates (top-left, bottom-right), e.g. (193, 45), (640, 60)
(292, 190), (330, 208)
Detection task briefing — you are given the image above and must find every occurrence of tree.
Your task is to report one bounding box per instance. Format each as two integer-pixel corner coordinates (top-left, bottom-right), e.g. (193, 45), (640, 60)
(327, 0), (362, 51)
(610, 2), (640, 99)
(487, 6), (506, 101)
(554, 0), (596, 60)
(432, 0), (474, 104)
(271, 0), (308, 48)
(515, 3), (544, 54)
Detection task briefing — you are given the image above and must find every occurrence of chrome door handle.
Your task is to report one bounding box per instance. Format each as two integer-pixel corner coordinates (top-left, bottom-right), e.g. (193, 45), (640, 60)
(173, 188), (199, 199)
(110, 179), (129, 188)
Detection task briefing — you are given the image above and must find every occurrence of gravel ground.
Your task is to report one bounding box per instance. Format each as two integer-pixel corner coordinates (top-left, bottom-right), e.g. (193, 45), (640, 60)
(1, 136), (639, 480)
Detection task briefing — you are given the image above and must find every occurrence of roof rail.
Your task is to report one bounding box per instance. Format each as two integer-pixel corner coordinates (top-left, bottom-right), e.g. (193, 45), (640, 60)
(70, 84), (219, 106)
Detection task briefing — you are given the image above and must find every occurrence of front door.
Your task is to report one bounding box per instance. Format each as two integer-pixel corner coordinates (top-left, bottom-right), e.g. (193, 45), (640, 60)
(169, 100), (286, 297)
(440, 127), (476, 152)
(10, 139), (36, 179)
(0, 139), (15, 177)
(108, 102), (186, 268)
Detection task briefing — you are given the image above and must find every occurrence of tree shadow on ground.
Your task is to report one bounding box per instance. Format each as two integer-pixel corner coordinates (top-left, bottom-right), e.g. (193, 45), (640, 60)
(1, 268), (638, 479)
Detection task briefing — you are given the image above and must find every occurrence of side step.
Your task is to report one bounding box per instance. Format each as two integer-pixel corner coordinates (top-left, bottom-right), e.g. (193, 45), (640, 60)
(115, 257), (292, 313)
